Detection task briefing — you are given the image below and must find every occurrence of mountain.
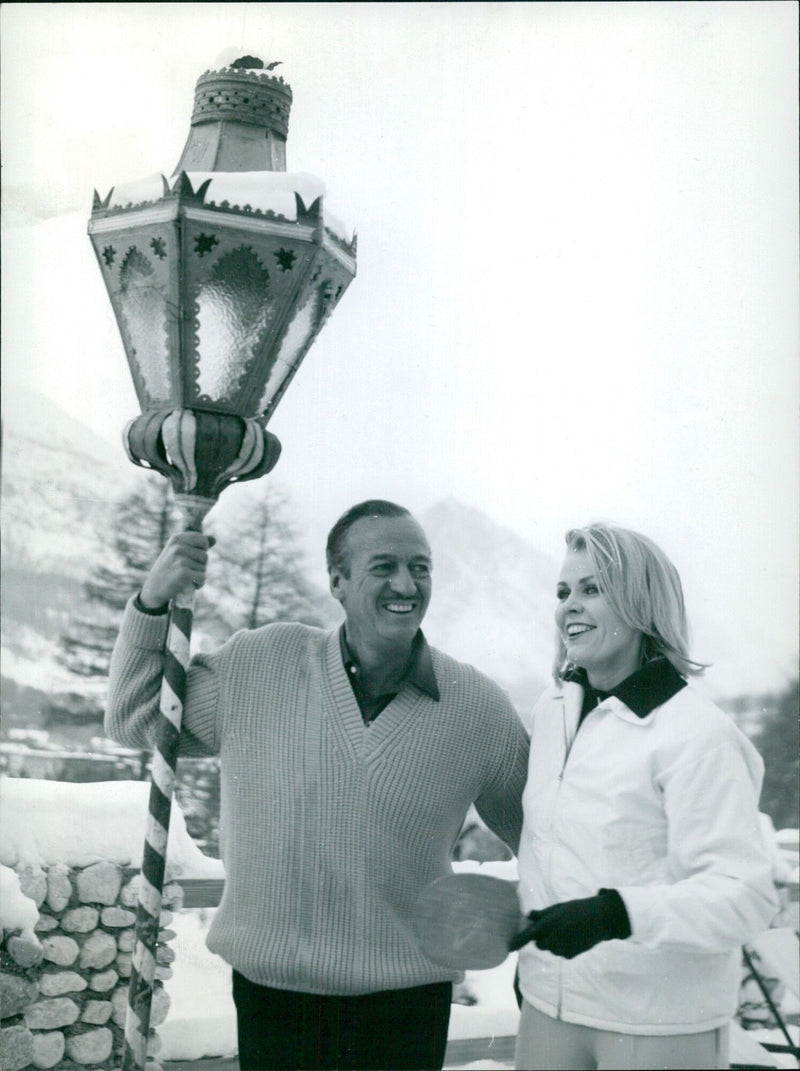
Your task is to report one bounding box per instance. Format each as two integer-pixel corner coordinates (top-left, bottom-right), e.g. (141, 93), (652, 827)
(419, 499), (555, 713)
(2, 383), (135, 576)
(1, 385), (137, 693)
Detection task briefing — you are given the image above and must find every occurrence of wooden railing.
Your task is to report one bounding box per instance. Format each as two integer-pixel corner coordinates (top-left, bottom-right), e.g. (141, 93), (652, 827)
(176, 878), (225, 909)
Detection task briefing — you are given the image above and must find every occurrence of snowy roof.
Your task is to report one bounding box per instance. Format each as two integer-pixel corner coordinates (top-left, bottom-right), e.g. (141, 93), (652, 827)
(0, 777), (225, 879)
(103, 170), (352, 242)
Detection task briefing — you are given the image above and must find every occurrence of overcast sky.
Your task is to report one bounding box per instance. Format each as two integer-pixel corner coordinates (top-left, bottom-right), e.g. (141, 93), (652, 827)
(2, 2), (798, 690)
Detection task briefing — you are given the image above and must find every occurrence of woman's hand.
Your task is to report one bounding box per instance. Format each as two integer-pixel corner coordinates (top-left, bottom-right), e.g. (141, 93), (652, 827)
(509, 890), (631, 959)
(139, 532), (216, 609)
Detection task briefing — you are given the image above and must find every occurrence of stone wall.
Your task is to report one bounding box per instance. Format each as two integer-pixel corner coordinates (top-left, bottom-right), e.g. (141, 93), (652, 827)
(1, 862), (182, 1071)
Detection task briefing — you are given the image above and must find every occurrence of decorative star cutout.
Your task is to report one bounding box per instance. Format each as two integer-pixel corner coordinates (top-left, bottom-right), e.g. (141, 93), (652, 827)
(194, 233), (219, 257)
(274, 247), (296, 272)
(102, 246), (116, 266)
(150, 237), (167, 260)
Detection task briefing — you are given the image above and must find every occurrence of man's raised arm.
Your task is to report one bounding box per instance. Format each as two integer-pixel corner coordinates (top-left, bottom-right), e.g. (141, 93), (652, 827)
(105, 532), (221, 757)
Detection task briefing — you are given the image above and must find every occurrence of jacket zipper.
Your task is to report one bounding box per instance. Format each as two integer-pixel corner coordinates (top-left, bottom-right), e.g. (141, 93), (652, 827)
(555, 693), (590, 1016)
(558, 701), (578, 780)
(558, 698), (603, 779)
(558, 742), (572, 780)
(549, 696), (571, 1016)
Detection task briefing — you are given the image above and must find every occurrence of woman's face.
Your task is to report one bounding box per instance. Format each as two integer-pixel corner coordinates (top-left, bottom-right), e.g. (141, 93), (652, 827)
(556, 547), (644, 690)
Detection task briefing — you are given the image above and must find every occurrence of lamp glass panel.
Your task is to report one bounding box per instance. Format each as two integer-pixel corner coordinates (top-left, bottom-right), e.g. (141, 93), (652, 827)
(195, 247), (274, 403)
(118, 247), (171, 403)
(257, 285), (318, 414)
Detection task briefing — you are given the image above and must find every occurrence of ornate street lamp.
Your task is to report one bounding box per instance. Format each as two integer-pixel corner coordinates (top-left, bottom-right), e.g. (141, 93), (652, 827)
(88, 56), (356, 1070)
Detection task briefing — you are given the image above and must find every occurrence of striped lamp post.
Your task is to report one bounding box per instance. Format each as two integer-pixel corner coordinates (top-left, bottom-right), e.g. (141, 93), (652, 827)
(88, 57), (356, 1070)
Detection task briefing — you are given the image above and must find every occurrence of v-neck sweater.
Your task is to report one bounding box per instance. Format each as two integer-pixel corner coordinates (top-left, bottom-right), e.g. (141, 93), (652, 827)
(106, 601), (529, 994)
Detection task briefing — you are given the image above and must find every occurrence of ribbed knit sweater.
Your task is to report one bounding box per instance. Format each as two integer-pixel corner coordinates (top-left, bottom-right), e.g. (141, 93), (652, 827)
(106, 600), (529, 994)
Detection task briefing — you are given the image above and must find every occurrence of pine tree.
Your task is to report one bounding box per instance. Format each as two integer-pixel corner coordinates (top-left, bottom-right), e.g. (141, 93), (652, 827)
(56, 475), (176, 683)
(197, 481), (325, 640)
(754, 677), (800, 831)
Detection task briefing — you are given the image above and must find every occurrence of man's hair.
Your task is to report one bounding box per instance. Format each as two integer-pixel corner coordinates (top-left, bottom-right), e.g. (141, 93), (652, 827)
(554, 522), (708, 681)
(326, 500), (412, 577)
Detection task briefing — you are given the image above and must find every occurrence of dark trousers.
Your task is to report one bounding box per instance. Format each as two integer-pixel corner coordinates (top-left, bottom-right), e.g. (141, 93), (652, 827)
(232, 971), (452, 1070)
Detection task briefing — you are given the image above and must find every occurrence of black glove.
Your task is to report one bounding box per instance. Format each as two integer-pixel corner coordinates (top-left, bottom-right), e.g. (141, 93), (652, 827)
(508, 889), (631, 959)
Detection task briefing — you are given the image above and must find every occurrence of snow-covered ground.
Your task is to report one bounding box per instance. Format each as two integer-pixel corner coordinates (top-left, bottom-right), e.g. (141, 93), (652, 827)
(0, 778), (519, 1067)
(160, 907), (800, 1070)
(160, 859), (522, 1067)
(2, 778), (796, 1070)
(160, 854), (799, 1069)
(0, 778), (224, 878)
(0, 864), (40, 941)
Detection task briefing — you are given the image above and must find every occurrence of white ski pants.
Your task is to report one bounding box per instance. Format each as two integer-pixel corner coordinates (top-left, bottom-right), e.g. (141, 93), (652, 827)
(515, 1000), (730, 1070)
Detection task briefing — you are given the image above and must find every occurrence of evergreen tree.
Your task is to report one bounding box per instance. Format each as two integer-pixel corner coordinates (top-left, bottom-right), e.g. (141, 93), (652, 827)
(754, 677), (800, 831)
(56, 475), (176, 682)
(198, 482), (325, 640)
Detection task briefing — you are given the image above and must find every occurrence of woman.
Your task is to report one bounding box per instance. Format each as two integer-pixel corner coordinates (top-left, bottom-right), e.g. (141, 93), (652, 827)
(512, 523), (777, 1070)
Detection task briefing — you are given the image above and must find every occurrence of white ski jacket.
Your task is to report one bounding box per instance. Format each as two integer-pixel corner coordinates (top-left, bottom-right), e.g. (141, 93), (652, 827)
(516, 677), (778, 1035)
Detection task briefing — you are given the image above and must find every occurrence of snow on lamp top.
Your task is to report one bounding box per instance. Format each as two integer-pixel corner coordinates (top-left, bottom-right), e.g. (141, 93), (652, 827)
(102, 170), (351, 244)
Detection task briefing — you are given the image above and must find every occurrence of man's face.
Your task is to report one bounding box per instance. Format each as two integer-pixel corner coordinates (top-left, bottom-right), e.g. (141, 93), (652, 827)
(330, 515), (433, 649)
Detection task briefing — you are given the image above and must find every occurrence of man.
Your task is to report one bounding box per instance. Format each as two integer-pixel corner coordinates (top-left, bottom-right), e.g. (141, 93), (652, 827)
(106, 499), (529, 1070)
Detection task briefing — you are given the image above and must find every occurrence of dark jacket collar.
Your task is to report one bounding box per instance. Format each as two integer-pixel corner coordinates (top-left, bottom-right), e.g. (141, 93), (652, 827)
(563, 657), (686, 718)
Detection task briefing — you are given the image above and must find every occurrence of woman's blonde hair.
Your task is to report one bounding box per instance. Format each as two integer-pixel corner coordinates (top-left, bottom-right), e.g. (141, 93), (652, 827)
(554, 523), (707, 681)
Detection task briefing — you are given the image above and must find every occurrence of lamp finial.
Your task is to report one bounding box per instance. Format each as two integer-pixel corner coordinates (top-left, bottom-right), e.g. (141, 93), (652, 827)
(174, 58), (293, 173)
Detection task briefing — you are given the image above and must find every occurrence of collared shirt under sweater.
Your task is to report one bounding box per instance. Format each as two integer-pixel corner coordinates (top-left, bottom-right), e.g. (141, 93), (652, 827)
(339, 624), (440, 723)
